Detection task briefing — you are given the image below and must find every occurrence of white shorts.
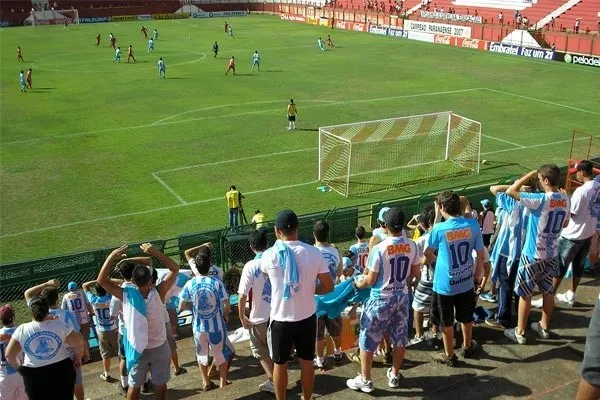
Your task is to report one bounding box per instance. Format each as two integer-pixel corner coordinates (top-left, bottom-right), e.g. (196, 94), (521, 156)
(194, 330), (231, 367)
(0, 374), (27, 400)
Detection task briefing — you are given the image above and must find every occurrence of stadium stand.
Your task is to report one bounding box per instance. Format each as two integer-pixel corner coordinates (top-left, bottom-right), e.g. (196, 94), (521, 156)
(551, 0), (599, 33)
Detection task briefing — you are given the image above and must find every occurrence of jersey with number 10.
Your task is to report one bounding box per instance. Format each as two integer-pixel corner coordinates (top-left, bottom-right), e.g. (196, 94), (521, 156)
(367, 236), (418, 300)
(520, 192), (570, 260)
(349, 242), (369, 272)
(428, 217), (484, 296)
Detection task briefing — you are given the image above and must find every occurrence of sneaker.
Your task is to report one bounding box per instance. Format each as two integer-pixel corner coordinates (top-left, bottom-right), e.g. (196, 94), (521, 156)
(174, 367), (187, 376)
(458, 340), (479, 359)
(333, 351), (343, 364)
(556, 292), (575, 307)
(286, 127), (292, 131)
(531, 322), (551, 339)
(313, 357), (326, 369)
(504, 328), (527, 345)
(409, 336), (424, 345)
(142, 380), (153, 394)
(479, 292), (497, 303)
(386, 368), (402, 388)
(531, 297), (544, 308)
(346, 374), (374, 393)
(485, 318), (510, 329)
(99, 372), (111, 382)
(258, 380), (275, 393)
(431, 352), (458, 367)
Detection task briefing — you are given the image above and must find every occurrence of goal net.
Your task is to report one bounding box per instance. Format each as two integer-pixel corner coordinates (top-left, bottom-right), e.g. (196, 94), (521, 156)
(29, 9), (80, 27)
(318, 112), (482, 197)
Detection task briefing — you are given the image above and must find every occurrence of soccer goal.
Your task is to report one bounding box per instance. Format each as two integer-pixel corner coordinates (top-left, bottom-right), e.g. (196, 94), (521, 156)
(30, 9), (79, 27)
(318, 112), (482, 197)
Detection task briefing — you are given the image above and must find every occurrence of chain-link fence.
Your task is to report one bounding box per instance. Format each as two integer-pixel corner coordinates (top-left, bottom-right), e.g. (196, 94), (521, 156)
(1, 176), (522, 326)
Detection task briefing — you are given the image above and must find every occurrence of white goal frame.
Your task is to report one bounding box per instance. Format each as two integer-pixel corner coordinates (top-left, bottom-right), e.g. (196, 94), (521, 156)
(318, 111), (482, 197)
(31, 9), (79, 27)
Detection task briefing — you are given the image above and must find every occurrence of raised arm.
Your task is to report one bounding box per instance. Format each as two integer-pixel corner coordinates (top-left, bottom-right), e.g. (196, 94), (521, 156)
(507, 170), (538, 200)
(490, 184), (510, 196)
(24, 279), (60, 303)
(145, 243), (179, 302)
(97, 244), (128, 301)
(184, 242), (212, 262)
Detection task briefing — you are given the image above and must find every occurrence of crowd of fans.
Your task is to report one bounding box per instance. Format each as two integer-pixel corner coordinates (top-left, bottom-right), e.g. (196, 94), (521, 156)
(1, 161), (599, 400)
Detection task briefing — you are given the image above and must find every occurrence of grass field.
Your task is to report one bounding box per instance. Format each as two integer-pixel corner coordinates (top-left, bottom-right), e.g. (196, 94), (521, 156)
(1, 15), (599, 264)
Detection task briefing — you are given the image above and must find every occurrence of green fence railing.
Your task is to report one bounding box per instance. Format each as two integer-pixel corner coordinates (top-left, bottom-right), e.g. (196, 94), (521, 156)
(0, 175), (519, 323)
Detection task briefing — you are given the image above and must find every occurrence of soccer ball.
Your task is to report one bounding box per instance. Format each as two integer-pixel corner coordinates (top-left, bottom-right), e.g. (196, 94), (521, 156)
(481, 160), (488, 165)
(188, 36), (191, 40)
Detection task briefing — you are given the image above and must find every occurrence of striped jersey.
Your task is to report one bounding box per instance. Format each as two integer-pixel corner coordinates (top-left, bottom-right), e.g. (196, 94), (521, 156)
(349, 241), (369, 272)
(0, 327), (19, 379)
(520, 192), (570, 260)
(367, 236), (419, 300)
(180, 275), (228, 333)
(86, 292), (117, 332)
(490, 192), (525, 267)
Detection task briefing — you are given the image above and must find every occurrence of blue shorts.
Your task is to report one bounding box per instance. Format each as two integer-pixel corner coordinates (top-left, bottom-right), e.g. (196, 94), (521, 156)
(514, 255), (557, 298)
(359, 295), (409, 352)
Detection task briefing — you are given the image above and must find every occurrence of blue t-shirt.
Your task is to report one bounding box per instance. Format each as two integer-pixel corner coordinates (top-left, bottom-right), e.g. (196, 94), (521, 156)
(490, 192), (525, 267)
(180, 276), (228, 333)
(428, 216), (484, 295)
(86, 292), (117, 332)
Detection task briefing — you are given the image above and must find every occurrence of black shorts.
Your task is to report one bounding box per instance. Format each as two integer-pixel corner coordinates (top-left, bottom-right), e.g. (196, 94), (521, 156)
(20, 357), (75, 400)
(431, 289), (476, 328)
(558, 236), (592, 278)
(268, 314), (316, 365)
(482, 234), (492, 247)
(317, 316), (342, 340)
(288, 115), (296, 122)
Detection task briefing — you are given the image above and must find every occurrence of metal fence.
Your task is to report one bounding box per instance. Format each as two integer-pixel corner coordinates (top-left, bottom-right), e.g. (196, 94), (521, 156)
(0, 175), (517, 323)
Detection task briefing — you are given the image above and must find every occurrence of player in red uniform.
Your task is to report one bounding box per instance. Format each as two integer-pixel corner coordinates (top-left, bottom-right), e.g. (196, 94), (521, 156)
(224, 21), (228, 33)
(109, 33), (116, 50)
(17, 46), (24, 63)
(96, 33), (101, 46)
(225, 56), (236, 75)
(26, 68), (32, 89)
(127, 45), (136, 63)
(141, 26), (148, 39)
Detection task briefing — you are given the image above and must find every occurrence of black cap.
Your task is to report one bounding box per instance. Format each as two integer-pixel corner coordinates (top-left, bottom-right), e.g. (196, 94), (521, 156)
(384, 207), (405, 232)
(276, 210), (299, 230)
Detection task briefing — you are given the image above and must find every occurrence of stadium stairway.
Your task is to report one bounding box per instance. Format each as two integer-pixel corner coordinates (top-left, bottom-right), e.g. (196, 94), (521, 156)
(80, 276), (598, 399)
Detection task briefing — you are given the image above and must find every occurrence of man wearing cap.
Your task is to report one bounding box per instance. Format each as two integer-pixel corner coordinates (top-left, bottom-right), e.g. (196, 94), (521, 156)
(424, 191), (485, 366)
(347, 207), (421, 392)
(61, 282), (92, 347)
(0, 305), (26, 400)
(544, 160), (599, 307)
(369, 207), (407, 251)
(260, 210), (334, 400)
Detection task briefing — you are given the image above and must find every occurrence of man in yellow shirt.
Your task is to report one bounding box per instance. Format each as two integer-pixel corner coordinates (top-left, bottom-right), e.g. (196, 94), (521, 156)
(252, 210), (267, 230)
(287, 99), (297, 130)
(225, 185), (244, 228)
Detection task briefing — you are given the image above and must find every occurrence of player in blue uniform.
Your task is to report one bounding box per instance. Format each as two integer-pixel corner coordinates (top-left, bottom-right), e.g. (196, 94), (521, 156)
(113, 47), (121, 63)
(19, 71), (26, 93)
(158, 57), (166, 79)
(424, 191), (485, 366)
(317, 37), (325, 51)
(505, 165), (570, 344)
(148, 38), (154, 53)
(347, 208), (421, 392)
(251, 50), (260, 72)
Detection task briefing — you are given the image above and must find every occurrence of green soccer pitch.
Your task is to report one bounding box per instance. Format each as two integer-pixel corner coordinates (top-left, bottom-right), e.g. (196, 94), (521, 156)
(1, 15), (599, 263)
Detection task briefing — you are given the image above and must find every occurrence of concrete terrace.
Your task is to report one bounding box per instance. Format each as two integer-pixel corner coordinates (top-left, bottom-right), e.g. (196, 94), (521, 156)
(81, 276), (599, 399)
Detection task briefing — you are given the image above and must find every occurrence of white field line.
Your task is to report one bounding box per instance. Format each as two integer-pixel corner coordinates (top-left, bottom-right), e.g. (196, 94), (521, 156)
(151, 100), (337, 125)
(485, 88), (600, 117)
(155, 147), (317, 174)
(151, 173), (187, 205)
(482, 134), (525, 148)
(0, 136), (586, 238)
(2, 87), (485, 145)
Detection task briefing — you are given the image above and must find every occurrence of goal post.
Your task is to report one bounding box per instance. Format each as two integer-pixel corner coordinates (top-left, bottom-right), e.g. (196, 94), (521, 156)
(318, 112), (482, 197)
(30, 9), (79, 27)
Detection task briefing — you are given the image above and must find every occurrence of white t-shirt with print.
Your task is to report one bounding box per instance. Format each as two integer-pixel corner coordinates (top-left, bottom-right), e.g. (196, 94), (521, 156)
(12, 319), (73, 368)
(260, 241), (329, 322)
(238, 256), (271, 325)
(561, 179), (600, 240)
(61, 290), (89, 325)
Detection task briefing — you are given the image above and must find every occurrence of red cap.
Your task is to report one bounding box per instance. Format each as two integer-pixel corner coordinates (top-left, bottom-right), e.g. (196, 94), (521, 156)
(569, 160), (593, 174)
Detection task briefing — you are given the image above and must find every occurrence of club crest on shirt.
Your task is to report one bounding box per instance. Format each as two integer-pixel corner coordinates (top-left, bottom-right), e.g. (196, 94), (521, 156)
(195, 282), (220, 320)
(24, 331), (62, 360)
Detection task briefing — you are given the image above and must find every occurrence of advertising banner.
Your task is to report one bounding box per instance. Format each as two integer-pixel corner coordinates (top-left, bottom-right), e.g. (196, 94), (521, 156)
(387, 27), (407, 38)
(351, 22), (367, 32)
(403, 20), (471, 38)
(554, 51), (600, 68)
(138, 14), (152, 20)
(192, 11), (248, 18)
(419, 10), (482, 24)
(368, 25), (388, 35)
(112, 15), (138, 22)
(488, 42), (553, 60)
(79, 16), (111, 23)
(406, 31), (435, 43)
(153, 13), (189, 20)
(434, 35), (488, 50)
(280, 13), (306, 22)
